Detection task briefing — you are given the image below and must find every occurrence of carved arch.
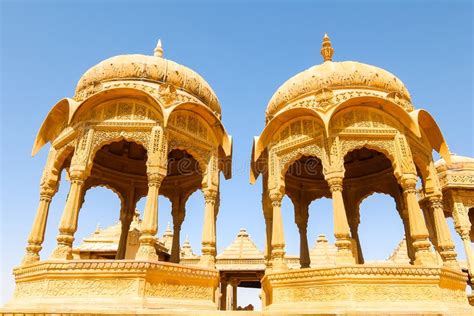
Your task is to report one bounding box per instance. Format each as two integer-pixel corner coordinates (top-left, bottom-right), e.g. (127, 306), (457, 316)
(167, 135), (210, 173)
(83, 182), (126, 209)
(86, 129), (151, 175)
(326, 96), (421, 138)
(166, 102), (232, 157)
(338, 139), (402, 180)
(278, 143), (327, 178)
(69, 87), (165, 125)
(254, 108), (326, 161)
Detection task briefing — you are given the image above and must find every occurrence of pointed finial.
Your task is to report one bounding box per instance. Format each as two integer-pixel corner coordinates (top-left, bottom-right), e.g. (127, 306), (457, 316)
(95, 222), (101, 234)
(320, 33), (334, 62)
(154, 39), (163, 57)
(163, 221), (173, 237)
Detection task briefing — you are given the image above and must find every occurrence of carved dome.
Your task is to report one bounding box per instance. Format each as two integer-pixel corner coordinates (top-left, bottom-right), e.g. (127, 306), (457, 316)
(266, 34), (412, 119)
(74, 41), (221, 115)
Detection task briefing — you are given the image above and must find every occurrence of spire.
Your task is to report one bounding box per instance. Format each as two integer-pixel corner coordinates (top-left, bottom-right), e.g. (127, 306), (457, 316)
(163, 221), (173, 237)
(154, 39), (164, 57)
(94, 222), (101, 234)
(320, 33), (334, 62)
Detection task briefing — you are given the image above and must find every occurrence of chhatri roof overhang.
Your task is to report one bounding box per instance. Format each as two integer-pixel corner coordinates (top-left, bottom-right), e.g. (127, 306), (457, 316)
(31, 40), (232, 175)
(251, 34), (451, 183)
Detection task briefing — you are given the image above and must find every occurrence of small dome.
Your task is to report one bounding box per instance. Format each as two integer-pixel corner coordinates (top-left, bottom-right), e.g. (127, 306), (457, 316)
(435, 154), (474, 169)
(266, 35), (411, 119)
(74, 41), (221, 115)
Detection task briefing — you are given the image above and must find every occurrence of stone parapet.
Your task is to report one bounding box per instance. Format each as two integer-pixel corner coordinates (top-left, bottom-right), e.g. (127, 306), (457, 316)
(5, 260), (219, 313)
(261, 264), (472, 315)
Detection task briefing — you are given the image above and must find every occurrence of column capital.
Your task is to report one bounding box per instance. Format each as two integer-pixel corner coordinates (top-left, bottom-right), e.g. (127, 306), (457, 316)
(400, 175), (418, 192)
(326, 176), (343, 192)
(203, 188), (218, 201)
(147, 172), (165, 186)
(269, 191), (283, 206)
(39, 184), (56, 200)
(427, 194), (443, 209)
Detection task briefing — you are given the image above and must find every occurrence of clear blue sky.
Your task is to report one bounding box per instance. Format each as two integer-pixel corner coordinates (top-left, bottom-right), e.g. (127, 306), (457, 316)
(1, 0), (472, 307)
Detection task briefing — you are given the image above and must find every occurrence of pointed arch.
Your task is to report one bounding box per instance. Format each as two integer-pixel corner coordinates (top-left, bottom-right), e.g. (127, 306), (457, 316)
(253, 107), (326, 162)
(69, 87), (165, 125)
(166, 102), (232, 158)
(327, 96), (421, 138)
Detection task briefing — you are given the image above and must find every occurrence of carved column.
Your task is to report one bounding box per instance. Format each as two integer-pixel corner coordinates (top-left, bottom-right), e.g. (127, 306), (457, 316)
(22, 184), (57, 265)
(232, 279), (239, 310)
(452, 199), (473, 275)
(136, 172), (164, 261)
(327, 176), (355, 264)
(200, 188), (217, 268)
(116, 197), (136, 260)
(401, 176), (435, 265)
(294, 199), (310, 268)
(170, 193), (186, 263)
(269, 191), (287, 271)
(395, 194), (416, 264)
(262, 177), (273, 269)
(426, 195), (459, 268)
(50, 170), (86, 260)
(220, 280), (227, 310)
(401, 214), (416, 264)
(344, 194), (364, 264)
(226, 281), (233, 310)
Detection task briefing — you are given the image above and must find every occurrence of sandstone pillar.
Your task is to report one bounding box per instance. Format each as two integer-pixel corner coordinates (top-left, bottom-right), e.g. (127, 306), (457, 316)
(270, 191), (287, 271)
(50, 171), (86, 260)
(22, 185), (56, 264)
(294, 200), (310, 268)
(200, 188), (217, 268)
(226, 281), (233, 310)
(262, 188), (273, 269)
(135, 172), (163, 261)
(452, 199), (473, 275)
(401, 176), (435, 265)
(327, 176), (355, 264)
(232, 279), (238, 310)
(170, 194), (185, 263)
(428, 195), (458, 268)
(116, 205), (134, 260)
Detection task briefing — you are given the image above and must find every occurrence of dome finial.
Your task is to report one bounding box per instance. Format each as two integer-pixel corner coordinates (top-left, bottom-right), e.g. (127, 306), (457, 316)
(154, 39), (163, 57)
(320, 33), (334, 62)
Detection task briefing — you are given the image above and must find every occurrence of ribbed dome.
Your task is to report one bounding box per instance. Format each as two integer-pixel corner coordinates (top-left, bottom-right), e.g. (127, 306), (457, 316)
(266, 35), (411, 118)
(74, 43), (221, 114)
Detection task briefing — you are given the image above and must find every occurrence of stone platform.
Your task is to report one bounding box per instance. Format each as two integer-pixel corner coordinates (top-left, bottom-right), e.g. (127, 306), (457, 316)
(4, 260), (219, 313)
(261, 264), (473, 315)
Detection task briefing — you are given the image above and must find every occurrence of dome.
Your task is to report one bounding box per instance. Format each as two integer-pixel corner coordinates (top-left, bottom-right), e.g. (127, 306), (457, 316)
(74, 40), (221, 115)
(266, 34), (412, 119)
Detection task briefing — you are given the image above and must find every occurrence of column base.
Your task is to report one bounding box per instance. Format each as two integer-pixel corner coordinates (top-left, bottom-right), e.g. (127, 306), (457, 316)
(135, 244), (158, 261)
(50, 244), (73, 260)
(199, 254), (216, 268)
(335, 238), (356, 265)
(270, 258), (288, 271)
(21, 251), (40, 266)
(335, 251), (356, 265)
(413, 249), (437, 266)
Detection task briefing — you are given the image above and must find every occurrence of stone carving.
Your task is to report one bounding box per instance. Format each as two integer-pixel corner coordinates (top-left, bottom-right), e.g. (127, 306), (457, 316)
(145, 282), (213, 300)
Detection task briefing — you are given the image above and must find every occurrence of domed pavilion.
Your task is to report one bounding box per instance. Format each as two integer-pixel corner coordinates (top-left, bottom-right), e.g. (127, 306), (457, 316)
(251, 34), (472, 313)
(10, 40), (232, 312)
